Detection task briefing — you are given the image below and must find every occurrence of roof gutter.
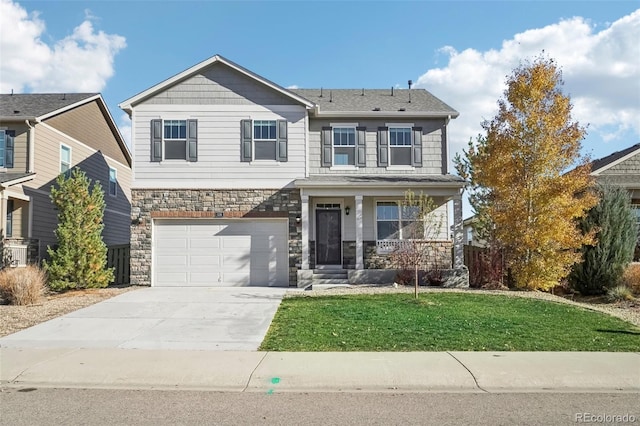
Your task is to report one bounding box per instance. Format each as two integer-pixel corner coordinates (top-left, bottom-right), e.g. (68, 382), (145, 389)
(311, 111), (460, 119)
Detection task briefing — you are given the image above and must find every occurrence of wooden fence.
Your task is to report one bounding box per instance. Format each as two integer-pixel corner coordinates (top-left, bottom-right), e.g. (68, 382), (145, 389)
(107, 244), (130, 285)
(463, 244), (506, 288)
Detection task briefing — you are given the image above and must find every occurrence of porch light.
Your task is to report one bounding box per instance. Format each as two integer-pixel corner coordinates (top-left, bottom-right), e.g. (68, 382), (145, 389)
(345, 206), (350, 215)
(295, 215), (301, 223)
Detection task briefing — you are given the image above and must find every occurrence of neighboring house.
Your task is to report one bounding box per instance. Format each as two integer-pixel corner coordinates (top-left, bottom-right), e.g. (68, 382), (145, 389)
(0, 93), (132, 265)
(461, 216), (487, 248)
(590, 142), (640, 259)
(119, 54), (466, 288)
(590, 142), (640, 223)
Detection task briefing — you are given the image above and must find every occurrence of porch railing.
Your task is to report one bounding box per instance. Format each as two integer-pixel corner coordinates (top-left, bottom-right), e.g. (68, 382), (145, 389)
(1, 239), (40, 267)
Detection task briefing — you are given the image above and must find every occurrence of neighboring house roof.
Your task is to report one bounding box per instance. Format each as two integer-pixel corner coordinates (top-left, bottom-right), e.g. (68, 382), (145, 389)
(119, 54), (315, 112)
(0, 172), (36, 188)
(291, 89), (459, 118)
(590, 143), (640, 175)
(0, 93), (98, 120)
(295, 174), (465, 188)
(0, 93), (132, 167)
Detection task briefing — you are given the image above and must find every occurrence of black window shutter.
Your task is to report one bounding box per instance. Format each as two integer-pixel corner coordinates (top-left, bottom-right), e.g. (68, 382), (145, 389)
(150, 120), (162, 162)
(356, 126), (366, 167)
(377, 127), (388, 167)
(5, 130), (15, 168)
(321, 126), (332, 167)
(187, 120), (198, 162)
(241, 119), (252, 162)
(412, 127), (423, 167)
(277, 120), (288, 162)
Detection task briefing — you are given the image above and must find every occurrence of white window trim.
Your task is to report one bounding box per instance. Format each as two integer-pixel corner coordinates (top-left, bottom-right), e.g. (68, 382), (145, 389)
(60, 144), (72, 173)
(0, 128), (6, 169)
(108, 167), (117, 197)
(386, 123), (414, 168)
(162, 119), (188, 162)
(253, 120), (278, 162)
(330, 123), (358, 168)
(374, 199), (425, 241)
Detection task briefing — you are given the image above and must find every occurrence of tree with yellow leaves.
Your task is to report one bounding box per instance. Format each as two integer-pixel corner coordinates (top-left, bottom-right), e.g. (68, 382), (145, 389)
(456, 55), (598, 291)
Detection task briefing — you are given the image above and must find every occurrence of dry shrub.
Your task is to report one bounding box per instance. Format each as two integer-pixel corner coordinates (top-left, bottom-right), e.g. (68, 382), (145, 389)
(622, 263), (640, 295)
(606, 284), (634, 302)
(0, 265), (47, 305)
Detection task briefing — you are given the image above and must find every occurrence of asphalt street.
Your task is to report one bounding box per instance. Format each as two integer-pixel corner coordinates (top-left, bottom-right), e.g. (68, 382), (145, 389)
(1, 388), (638, 426)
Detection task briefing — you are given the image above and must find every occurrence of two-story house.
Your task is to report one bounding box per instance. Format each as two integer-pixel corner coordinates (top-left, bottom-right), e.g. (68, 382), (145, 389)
(0, 93), (132, 265)
(119, 55), (466, 288)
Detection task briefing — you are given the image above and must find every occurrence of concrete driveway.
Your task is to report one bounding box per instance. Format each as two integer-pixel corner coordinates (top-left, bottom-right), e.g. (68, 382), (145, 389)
(0, 287), (287, 351)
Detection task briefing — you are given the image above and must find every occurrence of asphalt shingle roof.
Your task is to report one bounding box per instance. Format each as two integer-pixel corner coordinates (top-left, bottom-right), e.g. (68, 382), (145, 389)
(591, 143), (640, 173)
(290, 89), (458, 115)
(0, 93), (97, 119)
(0, 172), (36, 185)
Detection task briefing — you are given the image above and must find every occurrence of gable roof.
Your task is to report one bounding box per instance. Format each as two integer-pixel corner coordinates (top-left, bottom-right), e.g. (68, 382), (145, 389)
(119, 54), (315, 112)
(291, 89), (459, 118)
(0, 93), (131, 167)
(590, 143), (640, 175)
(0, 93), (99, 120)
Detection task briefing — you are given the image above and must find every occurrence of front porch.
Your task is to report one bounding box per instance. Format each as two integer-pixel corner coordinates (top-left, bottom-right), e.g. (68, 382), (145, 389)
(0, 174), (38, 267)
(294, 175), (467, 287)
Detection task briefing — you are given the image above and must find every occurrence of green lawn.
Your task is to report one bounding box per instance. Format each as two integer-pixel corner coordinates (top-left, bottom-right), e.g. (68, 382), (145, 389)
(259, 293), (640, 351)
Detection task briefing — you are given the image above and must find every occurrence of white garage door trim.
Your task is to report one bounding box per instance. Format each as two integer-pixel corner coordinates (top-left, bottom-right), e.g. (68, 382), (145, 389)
(152, 218), (289, 287)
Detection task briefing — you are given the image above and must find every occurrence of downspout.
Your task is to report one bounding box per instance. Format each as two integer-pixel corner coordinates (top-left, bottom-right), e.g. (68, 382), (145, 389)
(25, 120), (35, 173)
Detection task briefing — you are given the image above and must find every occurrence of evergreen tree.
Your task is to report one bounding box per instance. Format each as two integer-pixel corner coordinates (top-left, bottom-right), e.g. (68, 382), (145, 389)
(44, 169), (114, 290)
(570, 184), (638, 295)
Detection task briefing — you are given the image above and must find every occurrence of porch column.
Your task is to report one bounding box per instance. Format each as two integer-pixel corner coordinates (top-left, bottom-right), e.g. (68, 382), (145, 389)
(355, 195), (363, 270)
(453, 195), (464, 269)
(301, 194), (310, 270)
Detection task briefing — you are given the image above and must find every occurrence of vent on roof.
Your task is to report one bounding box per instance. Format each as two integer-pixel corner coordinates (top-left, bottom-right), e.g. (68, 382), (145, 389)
(13, 110), (20, 114)
(398, 108), (406, 112)
(329, 91), (332, 103)
(391, 87), (394, 96)
(361, 88), (365, 96)
(320, 88), (323, 98)
(408, 91), (411, 103)
(373, 107), (380, 111)
(408, 80), (413, 89)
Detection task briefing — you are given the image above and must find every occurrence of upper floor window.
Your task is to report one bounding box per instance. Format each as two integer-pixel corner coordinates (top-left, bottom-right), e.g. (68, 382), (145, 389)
(632, 204), (640, 225)
(150, 119), (198, 162)
(240, 119), (288, 163)
(389, 127), (412, 166)
(376, 201), (424, 240)
(0, 129), (15, 169)
(333, 127), (356, 166)
(377, 125), (422, 168)
(321, 125), (365, 168)
(60, 145), (71, 174)
(253, 120), (277, 160)
(108, 167), (117, 197)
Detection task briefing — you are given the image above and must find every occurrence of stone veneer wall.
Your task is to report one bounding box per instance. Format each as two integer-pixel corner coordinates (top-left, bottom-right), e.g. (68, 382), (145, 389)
(364, 240), (453, 269)
(130, 189), (301, 287)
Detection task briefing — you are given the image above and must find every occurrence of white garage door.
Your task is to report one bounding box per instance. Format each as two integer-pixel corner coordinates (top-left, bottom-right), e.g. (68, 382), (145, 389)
(154, 219), (289, 287)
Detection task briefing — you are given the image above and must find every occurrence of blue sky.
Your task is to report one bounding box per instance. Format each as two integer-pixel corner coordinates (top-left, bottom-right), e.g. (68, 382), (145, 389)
(2, 0), (639, 175)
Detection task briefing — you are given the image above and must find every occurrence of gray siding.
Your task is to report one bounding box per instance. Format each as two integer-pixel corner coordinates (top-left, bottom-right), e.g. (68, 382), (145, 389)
(597, 152), (640, 189)
(141, 63), (297, 106)
(308, 117), (446, 175)
(24, 189), (56, 259)
(132, 106), (306, 188)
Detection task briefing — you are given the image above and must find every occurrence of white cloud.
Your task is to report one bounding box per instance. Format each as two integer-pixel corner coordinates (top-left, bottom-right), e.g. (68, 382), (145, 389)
(118, 113), (132, 149)
(415, 10), (640, 163)
(0, 0), (126, 93)
(286, 84), (299, 89)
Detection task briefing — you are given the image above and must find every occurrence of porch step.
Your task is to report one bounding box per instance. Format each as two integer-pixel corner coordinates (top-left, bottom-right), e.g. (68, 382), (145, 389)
(307, 269), (349, 289)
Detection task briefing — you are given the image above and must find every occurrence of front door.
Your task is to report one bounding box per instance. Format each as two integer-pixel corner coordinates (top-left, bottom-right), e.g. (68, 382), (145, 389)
(316, 210), (342, 265)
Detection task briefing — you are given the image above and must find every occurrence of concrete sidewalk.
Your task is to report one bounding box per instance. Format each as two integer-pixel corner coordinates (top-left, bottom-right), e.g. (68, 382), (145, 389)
(1, 348), (638, 393)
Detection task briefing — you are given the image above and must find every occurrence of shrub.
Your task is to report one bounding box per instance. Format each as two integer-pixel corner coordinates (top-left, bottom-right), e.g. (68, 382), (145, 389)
(622, 263), (640, 295)
(43, 169), (114, 291)
(0, 265), (47, 305)
(606, 285), (634, 303)
(570, 184), (638, 295)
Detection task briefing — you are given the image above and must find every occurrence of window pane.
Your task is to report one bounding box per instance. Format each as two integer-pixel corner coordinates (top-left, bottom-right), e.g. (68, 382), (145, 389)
(165, 140), (186, 159)
(334, 147), (355, 165)
(376, 202), (399, 220)
(401, 220), (424, 239)
(61, 146), (71, 163)
(391, 146), (411, 165)
(255, 140), (276, 160)
(254, 121), (276, 140)
(390, 128), (412, 146)
(164, 120), (186, 139)
(109, 181), (117, 196)
(333, 128), (355, 146)
(377, 221), (399, 240)
(0, 131), (4, 168)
